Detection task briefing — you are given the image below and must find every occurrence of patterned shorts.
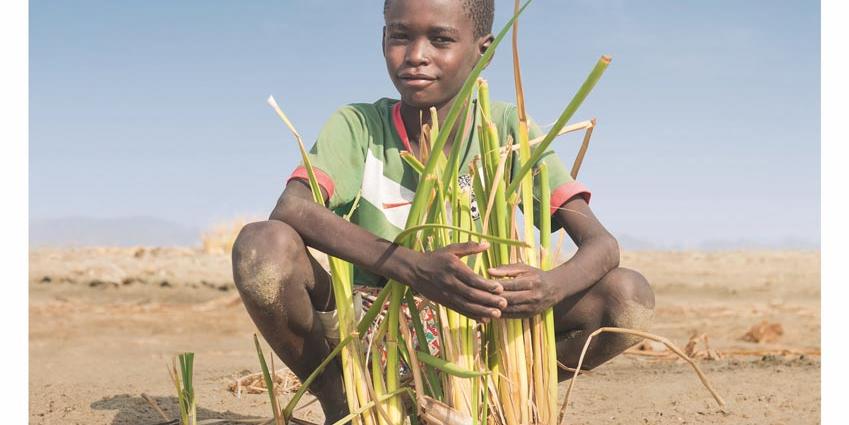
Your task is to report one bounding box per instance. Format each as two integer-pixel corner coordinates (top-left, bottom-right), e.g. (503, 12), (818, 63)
(354, 285), (442, 361)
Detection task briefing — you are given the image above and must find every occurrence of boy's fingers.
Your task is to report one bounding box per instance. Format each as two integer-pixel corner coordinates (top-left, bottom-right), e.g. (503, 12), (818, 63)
(453, 298), (502, 320)
(457, 281), (508, 309)
(488, 263), (529, 277)
(498, 278), (534, 292)
(502, 290), (535, 306)
(501, 306), (534, 319)
(443, 241), (490, 258)
(502, 294), (541, 318)
(459, 268), (503, 294)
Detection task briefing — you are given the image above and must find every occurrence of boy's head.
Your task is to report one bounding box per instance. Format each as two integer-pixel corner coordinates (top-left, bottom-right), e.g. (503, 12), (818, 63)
(383, 0), (495, 110)
(383, 0), (494, 38)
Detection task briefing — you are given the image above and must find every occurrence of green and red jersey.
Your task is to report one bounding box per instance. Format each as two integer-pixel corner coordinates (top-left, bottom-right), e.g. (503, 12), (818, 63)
(289, 98), (590, 286)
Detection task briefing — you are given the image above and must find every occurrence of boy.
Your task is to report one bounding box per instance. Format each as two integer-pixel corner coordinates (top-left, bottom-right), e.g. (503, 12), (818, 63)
(232, 0), (655, 422)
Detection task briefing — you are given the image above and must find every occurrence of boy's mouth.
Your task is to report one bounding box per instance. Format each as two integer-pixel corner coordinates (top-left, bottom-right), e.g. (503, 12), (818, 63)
(399, 72), (436, 89)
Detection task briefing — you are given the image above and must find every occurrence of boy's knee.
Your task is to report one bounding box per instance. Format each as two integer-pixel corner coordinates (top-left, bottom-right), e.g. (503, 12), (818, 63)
(233, 220), (303, 262)
(232, 220), (305, 306)
(598, 267), (655, 331)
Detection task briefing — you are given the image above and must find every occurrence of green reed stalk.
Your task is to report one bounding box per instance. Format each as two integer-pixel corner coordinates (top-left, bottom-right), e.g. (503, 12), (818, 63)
(169, 353), (197, 425)
(380, 4), (533, 422)
(505, 55), (611, 200)
(269, 97), (379, 425)
(252, 337), (282, 425)
(539, 163), (559, 422)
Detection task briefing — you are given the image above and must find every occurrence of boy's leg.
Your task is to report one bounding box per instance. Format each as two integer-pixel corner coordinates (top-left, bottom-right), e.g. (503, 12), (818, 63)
(553, 267), (655, 380)
(231, 220), (347, 422)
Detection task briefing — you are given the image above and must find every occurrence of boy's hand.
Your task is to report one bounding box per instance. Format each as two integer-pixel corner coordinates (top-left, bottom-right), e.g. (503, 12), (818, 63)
(409, 242), (507, 322)
(489, 263), (562, 318)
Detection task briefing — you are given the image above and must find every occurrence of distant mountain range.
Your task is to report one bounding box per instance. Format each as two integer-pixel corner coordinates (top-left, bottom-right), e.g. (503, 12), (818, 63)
(28, 216), (820, 251)
(30, 216), (201, 247)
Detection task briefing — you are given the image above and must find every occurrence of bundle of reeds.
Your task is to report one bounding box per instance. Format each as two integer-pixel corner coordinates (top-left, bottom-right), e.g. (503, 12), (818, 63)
(255, 0), (735, 421)
(265, 1), (613, 423)
(381, 50), (610, 425)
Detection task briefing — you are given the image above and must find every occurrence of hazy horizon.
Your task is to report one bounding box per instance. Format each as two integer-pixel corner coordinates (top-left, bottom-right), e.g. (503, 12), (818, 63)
(30, 0), (821, 249)
(29, 215), (820, 251)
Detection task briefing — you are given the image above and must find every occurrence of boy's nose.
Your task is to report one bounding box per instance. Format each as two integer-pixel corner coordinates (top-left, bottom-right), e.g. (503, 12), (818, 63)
(405, 40), (431, 67)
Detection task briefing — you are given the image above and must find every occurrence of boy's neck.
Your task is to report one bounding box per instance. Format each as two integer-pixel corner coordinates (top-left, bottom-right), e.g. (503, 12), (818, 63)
(398, 99), (466, 158)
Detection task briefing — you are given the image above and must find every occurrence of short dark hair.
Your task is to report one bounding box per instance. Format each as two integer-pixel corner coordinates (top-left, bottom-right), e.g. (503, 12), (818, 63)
(383, 0), (495, 38)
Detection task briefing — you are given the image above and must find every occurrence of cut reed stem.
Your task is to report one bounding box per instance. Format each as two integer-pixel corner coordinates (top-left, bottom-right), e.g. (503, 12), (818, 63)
(570, 118), (596, 179)
(506, 55), (611, 199)
(558, 327), (728, 425)
(499, 120), (595, 155)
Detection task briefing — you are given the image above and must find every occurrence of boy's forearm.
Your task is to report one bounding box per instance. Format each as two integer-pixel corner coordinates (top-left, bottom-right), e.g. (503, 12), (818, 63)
(547, 197), (620, 300)
(547, 232), (619, 298)
(269, 182), (420, 285)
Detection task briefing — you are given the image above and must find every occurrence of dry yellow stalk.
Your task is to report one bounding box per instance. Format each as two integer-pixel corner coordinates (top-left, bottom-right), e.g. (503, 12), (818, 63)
(558, 327), (728, 425)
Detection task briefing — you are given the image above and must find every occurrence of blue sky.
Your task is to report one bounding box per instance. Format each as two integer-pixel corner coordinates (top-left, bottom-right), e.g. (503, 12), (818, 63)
(29, 0), (820, 248)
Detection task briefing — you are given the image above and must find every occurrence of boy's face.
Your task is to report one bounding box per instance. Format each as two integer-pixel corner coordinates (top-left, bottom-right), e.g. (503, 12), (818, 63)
(383, 0), (492, 110)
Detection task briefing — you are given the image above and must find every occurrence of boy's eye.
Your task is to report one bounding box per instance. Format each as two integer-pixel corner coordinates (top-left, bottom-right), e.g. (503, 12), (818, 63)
(389, 32), (408, 40)
(431, 36), (453, 45)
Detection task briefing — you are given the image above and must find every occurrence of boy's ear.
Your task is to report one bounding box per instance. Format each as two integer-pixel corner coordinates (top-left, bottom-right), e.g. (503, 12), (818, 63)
(381, 26), (387, 57)
(478, 34), (495, 66)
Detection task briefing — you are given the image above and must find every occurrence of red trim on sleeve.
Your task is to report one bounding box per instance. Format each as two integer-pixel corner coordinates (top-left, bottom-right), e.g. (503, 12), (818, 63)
(287, 166), (336, 200)
(391, 102), (413, 152)
(550, 182), (591, 215)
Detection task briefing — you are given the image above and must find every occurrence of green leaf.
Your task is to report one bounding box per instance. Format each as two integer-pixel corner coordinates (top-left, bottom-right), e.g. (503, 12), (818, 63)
(267, 95), (325, 206)
(416, 351), (490, 378)
(395, 223), (531, 248)
(253, 335), (281, 424)
(506, 55), (611, 198)
(400, 151), (425, 175)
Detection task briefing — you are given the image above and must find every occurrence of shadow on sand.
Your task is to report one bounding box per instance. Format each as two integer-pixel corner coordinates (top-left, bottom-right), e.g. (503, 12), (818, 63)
(90, 394), (267, 425)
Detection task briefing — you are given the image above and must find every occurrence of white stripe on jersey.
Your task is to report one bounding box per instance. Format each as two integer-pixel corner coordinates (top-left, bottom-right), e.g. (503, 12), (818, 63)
(362, 149), (415, 229)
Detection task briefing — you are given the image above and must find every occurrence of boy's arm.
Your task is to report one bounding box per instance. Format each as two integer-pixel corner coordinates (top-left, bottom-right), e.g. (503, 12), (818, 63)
(490, 195), (619, 318)
(270, 180), (507, 320)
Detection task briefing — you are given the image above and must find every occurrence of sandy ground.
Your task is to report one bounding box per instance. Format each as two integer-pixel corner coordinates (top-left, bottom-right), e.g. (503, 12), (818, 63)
(29, 248), (820, 424)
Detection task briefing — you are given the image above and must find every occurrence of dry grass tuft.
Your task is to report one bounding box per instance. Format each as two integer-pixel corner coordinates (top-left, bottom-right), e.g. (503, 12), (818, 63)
(229, 368), (301, 399)
(560, 327), (727, 425)
(200, 217), (259, 255)
(742, 320), (784, 343)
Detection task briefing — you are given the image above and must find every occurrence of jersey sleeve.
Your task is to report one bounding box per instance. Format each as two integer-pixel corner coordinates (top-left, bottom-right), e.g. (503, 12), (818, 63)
(504, 106), (592, 233)
(287, 105), (369, 212)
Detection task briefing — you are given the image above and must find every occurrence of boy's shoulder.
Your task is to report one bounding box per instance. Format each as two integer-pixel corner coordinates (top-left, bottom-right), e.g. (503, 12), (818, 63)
(333, 98), (398, 121)
(318, 98), (399, 138)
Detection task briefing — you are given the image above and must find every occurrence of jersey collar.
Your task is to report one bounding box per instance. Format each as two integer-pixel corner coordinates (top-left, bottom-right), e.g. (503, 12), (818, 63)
(391, 102), (414, 152)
